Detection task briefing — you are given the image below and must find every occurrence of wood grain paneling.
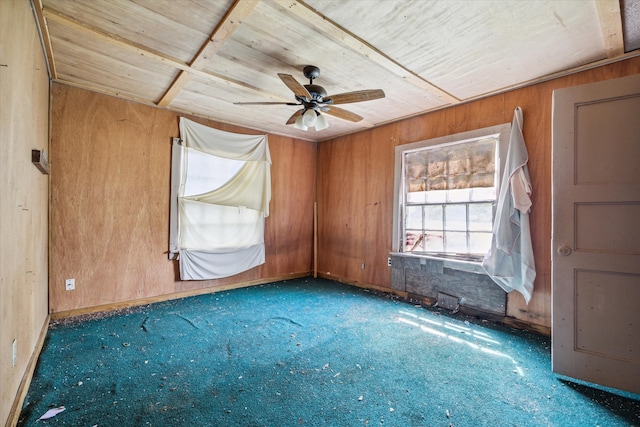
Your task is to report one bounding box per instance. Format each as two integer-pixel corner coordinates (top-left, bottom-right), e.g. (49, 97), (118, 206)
(0, 1), (51, 425)
(502, 85), (552, 324)
(317, 57), (640, 330)
(317, 134), (361, 277)
(49, 84), (315, 313)
(317, 124), (397, 286)
(362, 126), (398, 286)
(267, 136), (317, 273)
(40, 46), (640, 328)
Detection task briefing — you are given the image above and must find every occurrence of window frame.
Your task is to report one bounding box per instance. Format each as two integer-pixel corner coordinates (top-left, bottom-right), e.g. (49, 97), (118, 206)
(392, 123), (511, 261)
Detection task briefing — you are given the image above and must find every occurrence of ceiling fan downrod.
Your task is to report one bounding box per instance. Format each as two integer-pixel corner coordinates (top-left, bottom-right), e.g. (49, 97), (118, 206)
(302, 65), (326, 103)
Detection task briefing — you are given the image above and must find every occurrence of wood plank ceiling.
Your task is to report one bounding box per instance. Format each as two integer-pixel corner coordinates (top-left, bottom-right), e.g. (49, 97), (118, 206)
(34, 0), (638, 142)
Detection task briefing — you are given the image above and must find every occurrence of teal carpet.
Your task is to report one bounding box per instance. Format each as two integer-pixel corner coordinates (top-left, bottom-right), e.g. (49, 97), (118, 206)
(19, 278), (639, 426)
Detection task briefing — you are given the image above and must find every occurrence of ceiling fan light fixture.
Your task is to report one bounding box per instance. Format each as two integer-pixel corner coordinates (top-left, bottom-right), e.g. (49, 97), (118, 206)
(294, 114), (308, 131)
(302, 108), (317, 127)
(315, 112), (329, 130)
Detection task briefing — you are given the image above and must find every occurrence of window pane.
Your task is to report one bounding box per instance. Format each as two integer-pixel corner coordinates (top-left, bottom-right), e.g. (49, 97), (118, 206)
(469, 232), (492, 254)
(407, 178), (426, 193)
(183, 148), (245, 196)
(470, 139), (496, 188)
(424, 231), (443, 252)
(424, 190), (446, 203)
(445, 205), (466, 231)
(470, 172), (495, 188)
(424, 205), (443, 230)
(405, 231), (423, 252)
(406, 191), (426, 204)
(447, 188), (472, 203)
(445, 231), (467, 253)
(405, 206), (422, 229)
(426, 151), (448, 190)
(470, 186), (496, 201)
(468, 203), (493, 231)
(404, 151), (428, 192)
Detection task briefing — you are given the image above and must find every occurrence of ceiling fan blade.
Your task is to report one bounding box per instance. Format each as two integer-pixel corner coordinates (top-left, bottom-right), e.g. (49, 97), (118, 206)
(323, 106), (363, 122)
(234, 102), (299, 105)
(278, 73), (312, 99)
(286, 109), (303, 125)
(325, 89), (385, 105)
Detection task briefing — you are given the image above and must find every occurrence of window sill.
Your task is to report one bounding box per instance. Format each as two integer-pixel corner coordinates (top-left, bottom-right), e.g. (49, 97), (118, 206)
(389, 251), (486, 275)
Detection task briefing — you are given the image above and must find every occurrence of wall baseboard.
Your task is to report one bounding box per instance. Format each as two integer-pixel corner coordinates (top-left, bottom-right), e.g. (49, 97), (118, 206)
(50, 272), (311, 320)
(6, 314), (50, 427)
(318, 272), (409, 298)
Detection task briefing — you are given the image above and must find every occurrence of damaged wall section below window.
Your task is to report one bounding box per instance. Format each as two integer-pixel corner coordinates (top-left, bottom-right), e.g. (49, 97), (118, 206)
(389, 253), (506, 317)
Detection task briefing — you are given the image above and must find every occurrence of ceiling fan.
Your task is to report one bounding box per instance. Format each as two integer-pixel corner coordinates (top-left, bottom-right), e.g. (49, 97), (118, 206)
(234, 65), (385, 131)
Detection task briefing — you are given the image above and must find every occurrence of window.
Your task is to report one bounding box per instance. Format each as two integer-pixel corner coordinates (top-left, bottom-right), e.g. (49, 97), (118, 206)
(169, 117), (271, 280)
(392, 123), (511, 261)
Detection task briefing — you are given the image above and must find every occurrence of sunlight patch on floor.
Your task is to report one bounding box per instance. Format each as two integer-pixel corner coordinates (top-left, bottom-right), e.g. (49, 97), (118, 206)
(396, 309), (524, 376)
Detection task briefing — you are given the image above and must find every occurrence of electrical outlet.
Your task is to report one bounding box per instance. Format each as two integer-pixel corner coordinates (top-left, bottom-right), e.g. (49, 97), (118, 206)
(387, 257), (391, 267)
(12, 339), (17, 367)
(361, 262), (365, 270)
(65, 278), (75, 291)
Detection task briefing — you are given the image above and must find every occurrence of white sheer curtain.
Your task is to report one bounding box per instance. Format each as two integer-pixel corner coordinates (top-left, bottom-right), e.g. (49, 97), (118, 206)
(170, 117), (271, 280)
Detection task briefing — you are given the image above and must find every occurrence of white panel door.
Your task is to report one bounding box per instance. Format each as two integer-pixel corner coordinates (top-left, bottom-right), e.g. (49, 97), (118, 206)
(552, 73), (640, 394)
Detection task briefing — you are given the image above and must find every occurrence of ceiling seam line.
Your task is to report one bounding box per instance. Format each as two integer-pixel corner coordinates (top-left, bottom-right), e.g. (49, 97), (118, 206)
(270, 0), (460, 105)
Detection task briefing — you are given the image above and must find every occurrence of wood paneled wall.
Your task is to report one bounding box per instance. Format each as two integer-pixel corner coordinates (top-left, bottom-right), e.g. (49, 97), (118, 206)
(317, 57), (640, 330)
(0, 1), (51, 425)
(46, 56), (640, 328)
(49, 84), (316, 314)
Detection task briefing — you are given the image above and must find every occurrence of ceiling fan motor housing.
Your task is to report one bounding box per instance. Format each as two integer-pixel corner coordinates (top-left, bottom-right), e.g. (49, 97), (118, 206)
(304, 84), (327, 102)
